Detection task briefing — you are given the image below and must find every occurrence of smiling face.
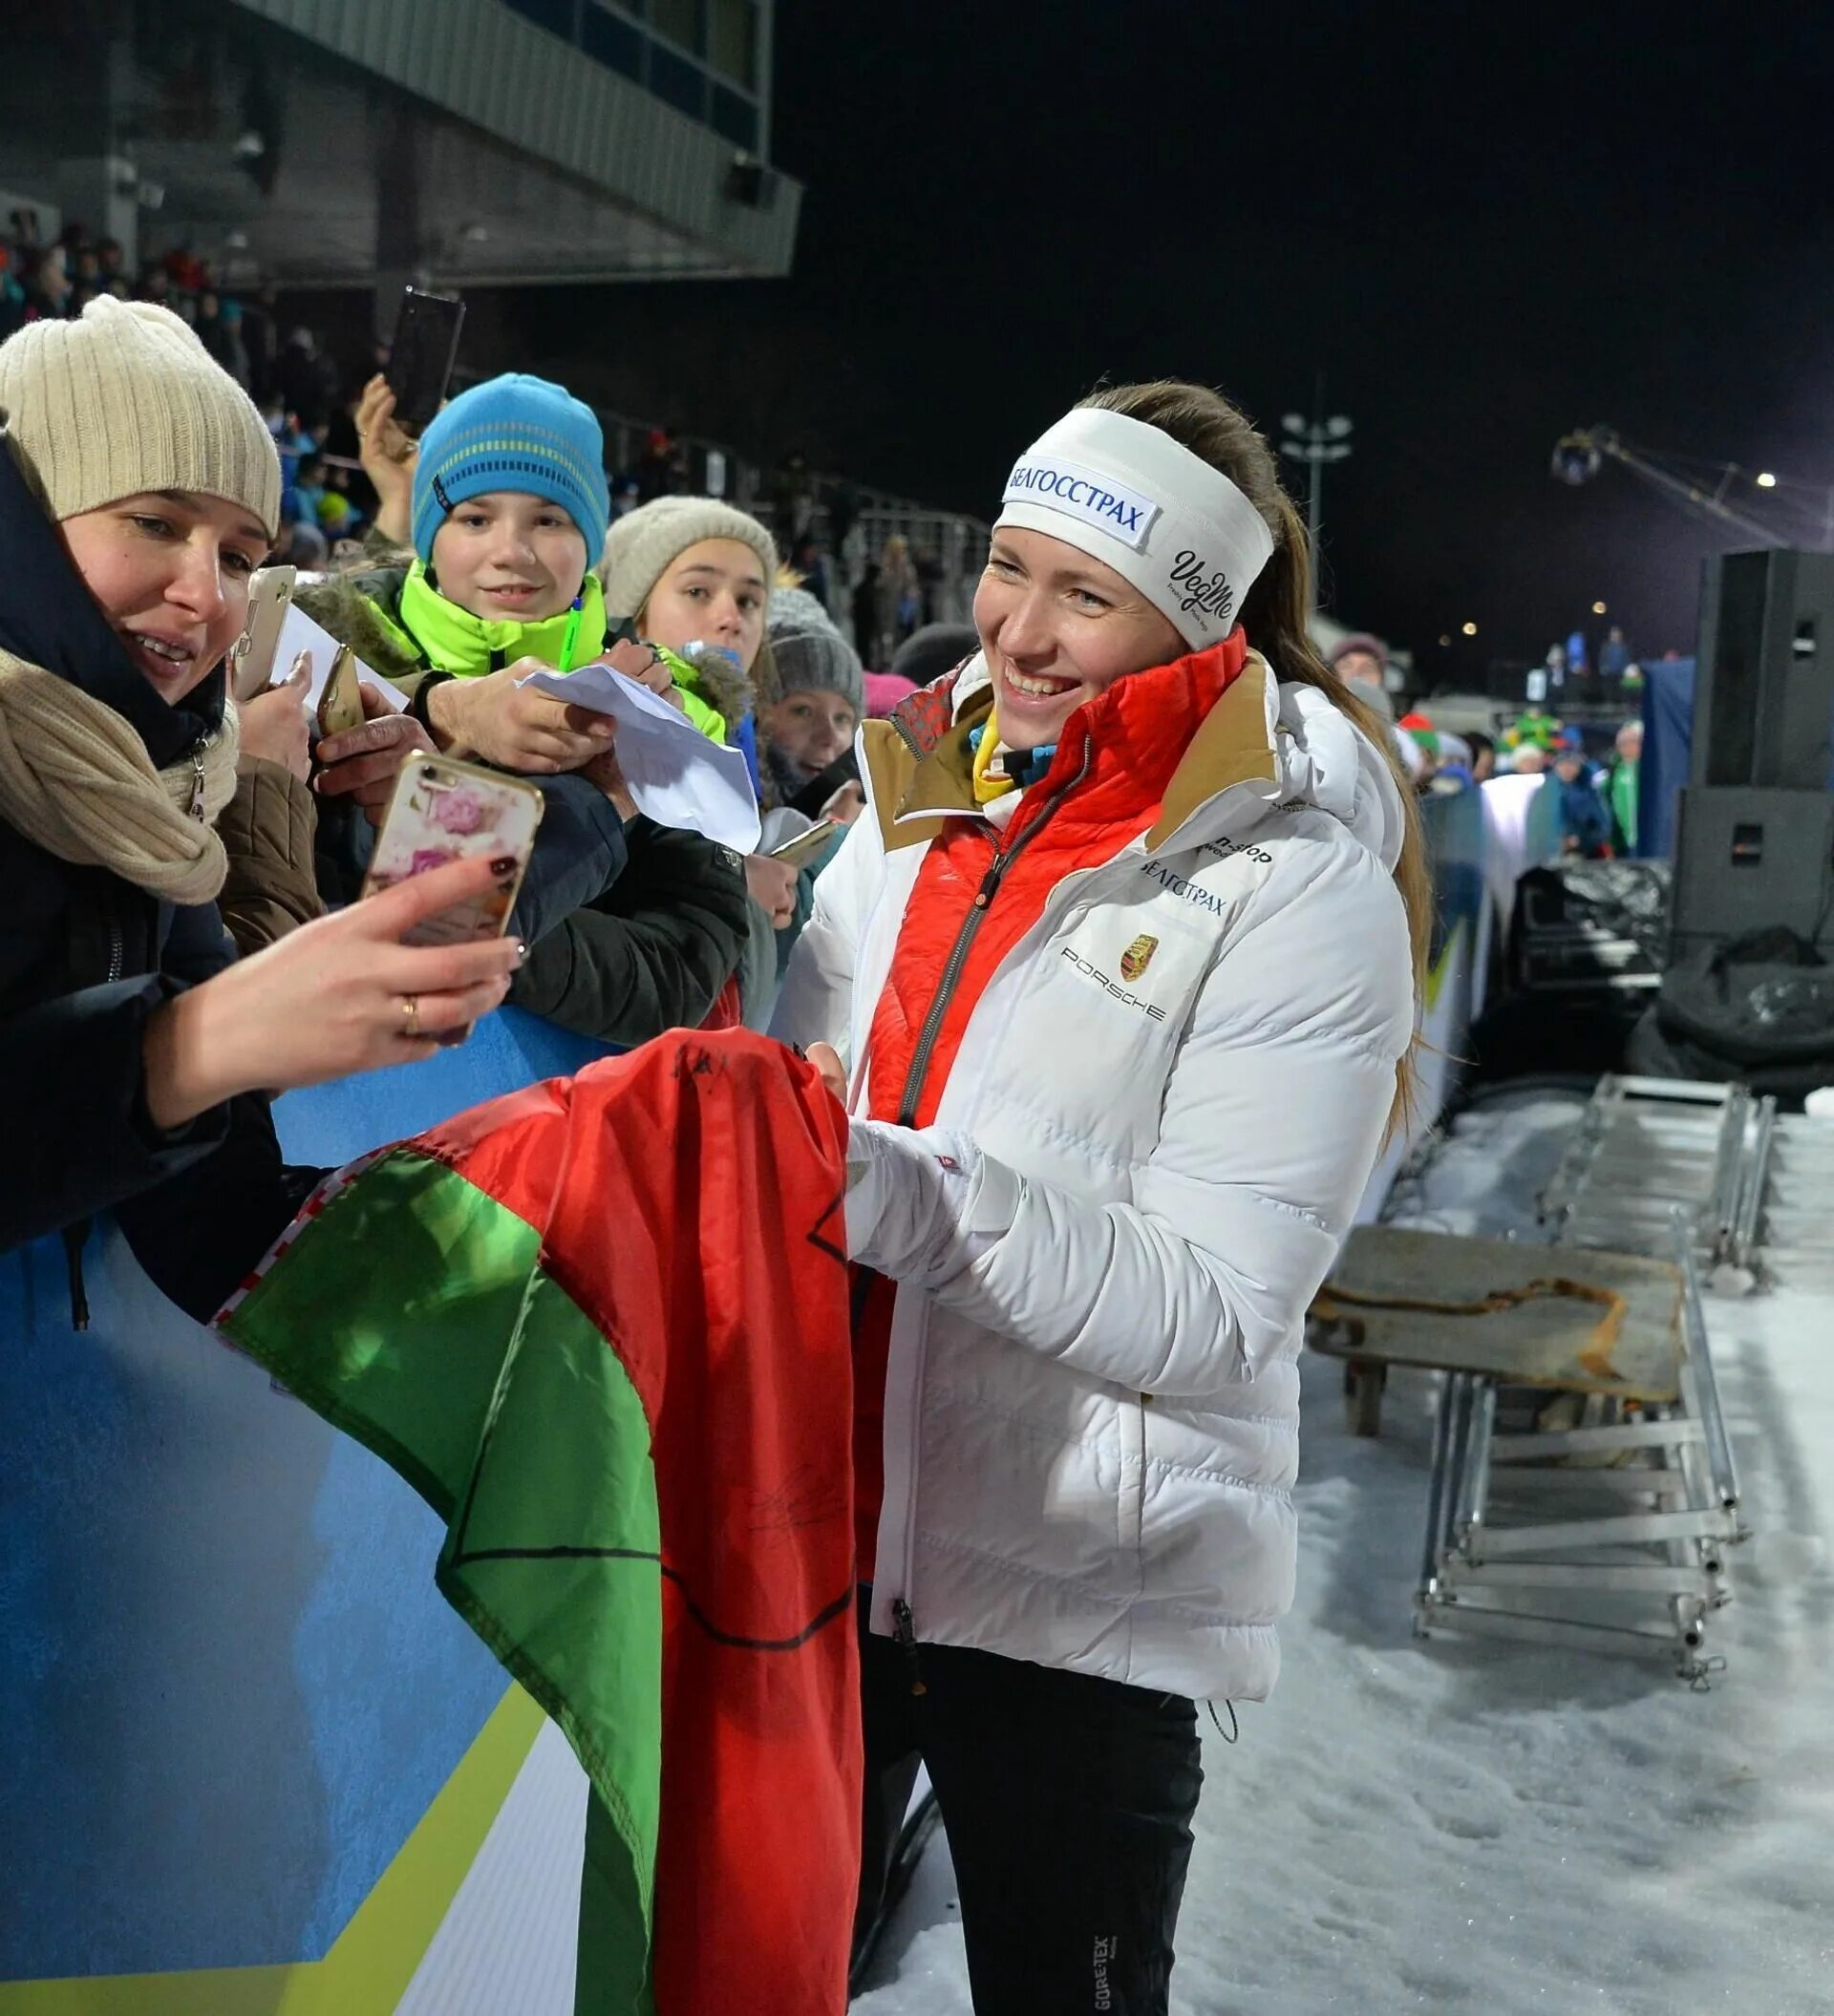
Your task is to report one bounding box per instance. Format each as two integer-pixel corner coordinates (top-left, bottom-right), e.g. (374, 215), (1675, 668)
(637, 539), (768, 673)
(429, 492), (587, 623)
(764, 687), (859, 778)
(58, 490), (269, 705)
(972, 525), (1184, 750)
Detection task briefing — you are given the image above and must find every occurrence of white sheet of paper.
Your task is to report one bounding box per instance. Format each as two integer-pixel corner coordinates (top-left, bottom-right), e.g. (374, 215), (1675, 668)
(271, 605), (407, 717)
(519, 663), (761, 853)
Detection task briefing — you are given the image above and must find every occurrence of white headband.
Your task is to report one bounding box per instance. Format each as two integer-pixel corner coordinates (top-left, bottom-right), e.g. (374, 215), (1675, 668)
(993, 407), (1277, 649)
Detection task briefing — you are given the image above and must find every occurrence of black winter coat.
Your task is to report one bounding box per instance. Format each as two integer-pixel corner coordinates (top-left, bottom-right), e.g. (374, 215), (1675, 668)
(0, 442), (307, 1316)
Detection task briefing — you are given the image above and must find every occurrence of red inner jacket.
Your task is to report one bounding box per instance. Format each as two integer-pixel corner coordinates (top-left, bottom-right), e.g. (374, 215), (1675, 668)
(850, 631), (1249, 1577)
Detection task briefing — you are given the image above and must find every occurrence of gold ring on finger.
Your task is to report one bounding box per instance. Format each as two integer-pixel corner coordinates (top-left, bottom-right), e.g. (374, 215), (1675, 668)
(402, 993), (420, 1038)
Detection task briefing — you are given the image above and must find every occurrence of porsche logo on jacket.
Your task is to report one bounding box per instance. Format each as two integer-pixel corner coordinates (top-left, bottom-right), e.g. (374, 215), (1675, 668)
(1119, 934), (1159, 982)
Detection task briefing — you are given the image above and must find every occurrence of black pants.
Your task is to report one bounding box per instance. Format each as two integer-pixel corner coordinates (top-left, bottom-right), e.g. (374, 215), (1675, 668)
(855, 1603), (1204, 2014)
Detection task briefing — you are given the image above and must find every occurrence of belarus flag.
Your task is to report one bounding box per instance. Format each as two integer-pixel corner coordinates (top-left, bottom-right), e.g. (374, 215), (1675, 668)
(219, 1033), (861, 2014)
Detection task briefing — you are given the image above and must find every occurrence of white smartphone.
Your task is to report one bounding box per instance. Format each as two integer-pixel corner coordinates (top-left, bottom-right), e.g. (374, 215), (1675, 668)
(232, 565), (297, 701)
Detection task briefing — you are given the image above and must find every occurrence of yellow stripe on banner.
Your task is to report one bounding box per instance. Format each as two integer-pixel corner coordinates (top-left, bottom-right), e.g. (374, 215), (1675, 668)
(0, 1686), (547, 2016)
(1422, 917), (1465, 1015)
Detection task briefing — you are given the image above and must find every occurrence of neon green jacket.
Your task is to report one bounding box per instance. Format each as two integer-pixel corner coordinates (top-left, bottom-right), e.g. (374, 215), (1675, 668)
(294, 563), (747, 746)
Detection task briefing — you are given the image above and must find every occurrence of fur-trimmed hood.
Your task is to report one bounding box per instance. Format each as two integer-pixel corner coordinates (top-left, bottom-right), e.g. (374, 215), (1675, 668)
(292, 566), (428, 685)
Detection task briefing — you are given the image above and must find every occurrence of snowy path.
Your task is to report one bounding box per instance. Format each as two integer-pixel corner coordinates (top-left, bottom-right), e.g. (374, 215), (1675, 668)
(857, 1095), (1834, 2015)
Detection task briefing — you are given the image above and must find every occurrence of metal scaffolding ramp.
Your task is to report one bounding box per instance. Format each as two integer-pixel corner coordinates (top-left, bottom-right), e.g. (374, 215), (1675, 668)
(1314, 1072), (1805, 1680)
(1537, 1074), (1772, 1277)
(1406, 1211), (1743, 1679)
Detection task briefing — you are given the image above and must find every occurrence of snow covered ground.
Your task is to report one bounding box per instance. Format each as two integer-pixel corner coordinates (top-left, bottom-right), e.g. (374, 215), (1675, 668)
(857, 1092), (1834, 2015)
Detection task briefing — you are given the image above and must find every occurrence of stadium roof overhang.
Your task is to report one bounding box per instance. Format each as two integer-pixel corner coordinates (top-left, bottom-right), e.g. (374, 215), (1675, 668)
(19, 0), (801, 289)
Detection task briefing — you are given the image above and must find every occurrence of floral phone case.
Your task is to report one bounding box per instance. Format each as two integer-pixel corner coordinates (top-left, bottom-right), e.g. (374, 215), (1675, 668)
(361, 753), (544, 948)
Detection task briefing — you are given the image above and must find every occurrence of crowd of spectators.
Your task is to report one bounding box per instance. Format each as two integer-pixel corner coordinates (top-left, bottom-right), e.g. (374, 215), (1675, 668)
(4, 212), (392, 569)
(6, 213), (981, 682)
(623, 436), (970, 667)
(1325, 632), (1644, 856)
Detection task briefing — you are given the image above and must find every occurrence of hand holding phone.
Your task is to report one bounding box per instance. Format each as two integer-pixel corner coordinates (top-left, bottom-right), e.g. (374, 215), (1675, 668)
(362, 753), (544, 946)
(238, 650), (313, 783)
(362, 754), (544, 1041)
(768, 817), (841, 868)
(231, 565), (297, 701)
(316, 645), (366, 738)
(384, 287), (466, 438)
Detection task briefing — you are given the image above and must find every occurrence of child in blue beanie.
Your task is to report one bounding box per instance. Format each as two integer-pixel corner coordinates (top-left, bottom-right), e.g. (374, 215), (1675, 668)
(411, 372), (610, 566)
(300, 372), (679, 773)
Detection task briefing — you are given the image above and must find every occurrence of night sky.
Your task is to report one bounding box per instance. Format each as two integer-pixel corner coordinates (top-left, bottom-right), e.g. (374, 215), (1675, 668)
(526, 1), (1834, 684)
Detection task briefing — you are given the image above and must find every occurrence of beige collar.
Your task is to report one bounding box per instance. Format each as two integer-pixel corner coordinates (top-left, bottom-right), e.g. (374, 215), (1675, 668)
(864, 649), (1280, 855)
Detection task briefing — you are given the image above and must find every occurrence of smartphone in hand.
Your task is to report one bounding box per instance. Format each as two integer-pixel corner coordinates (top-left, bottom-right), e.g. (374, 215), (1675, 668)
(363, 755), (544, 1037)
(231, 565), (297, 701)
(384, 287), (465, 438)
(315, 645), (366, 738)
(768, 817), (841, 869)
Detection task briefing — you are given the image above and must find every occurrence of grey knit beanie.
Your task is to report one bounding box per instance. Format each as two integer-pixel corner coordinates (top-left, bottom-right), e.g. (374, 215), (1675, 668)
(767, 593), (864, 714)
(769, 584), (838, 635)
(599, 496), (778, 622)
(0, 296), (281, 535)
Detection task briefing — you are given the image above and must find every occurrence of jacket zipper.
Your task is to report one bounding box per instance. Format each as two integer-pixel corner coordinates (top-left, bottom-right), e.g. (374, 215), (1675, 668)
(894, 747), (1091, 1128)
(882, 744), (1093, 1645)
(188, 738), (208, 820)
(106, 915), (123, 986)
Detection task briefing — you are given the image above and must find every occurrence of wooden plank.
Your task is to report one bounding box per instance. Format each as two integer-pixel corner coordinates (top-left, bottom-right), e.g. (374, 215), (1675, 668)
(1310, 1227), (1681, 1401)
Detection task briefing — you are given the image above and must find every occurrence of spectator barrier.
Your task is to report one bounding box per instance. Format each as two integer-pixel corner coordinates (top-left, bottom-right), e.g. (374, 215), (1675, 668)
(1359, 781), (1502, 1214)
(0, 1009), (608, 2013)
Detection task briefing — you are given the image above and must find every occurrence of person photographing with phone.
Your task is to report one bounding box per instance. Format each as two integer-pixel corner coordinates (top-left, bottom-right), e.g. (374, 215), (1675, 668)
(0, 297), (522, 1316)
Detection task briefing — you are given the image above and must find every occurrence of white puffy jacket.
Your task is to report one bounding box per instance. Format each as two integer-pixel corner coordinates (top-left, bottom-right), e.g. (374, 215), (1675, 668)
(773, 651), (1416, 1701)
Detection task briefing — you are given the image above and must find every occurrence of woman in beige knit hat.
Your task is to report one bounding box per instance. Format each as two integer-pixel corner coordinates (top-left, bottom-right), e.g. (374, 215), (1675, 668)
(600, 496), (804, 1011)
(0, 296), (522, 1316)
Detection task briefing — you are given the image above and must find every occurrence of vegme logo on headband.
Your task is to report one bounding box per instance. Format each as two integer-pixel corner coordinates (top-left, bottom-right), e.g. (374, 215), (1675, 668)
(1169, 549), (1237, 626)
(1002, 456), (1162, 554)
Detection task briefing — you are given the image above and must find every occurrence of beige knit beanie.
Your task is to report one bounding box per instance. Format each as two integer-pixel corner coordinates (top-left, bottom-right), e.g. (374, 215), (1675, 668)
(599, 496), (778, 624)
(0, 297), (281, 537)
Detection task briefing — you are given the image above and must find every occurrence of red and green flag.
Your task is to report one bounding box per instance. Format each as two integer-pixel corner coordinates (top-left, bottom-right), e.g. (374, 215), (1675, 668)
(218, 1033), (862, 2014)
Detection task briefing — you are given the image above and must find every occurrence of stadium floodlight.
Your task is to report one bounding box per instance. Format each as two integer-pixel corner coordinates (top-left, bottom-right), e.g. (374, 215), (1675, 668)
(1280, 393), (1354, 560)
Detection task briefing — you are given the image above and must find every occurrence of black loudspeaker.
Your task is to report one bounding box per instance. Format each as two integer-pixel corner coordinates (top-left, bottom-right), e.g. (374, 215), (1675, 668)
(1671, 785), (1834, 948)
(1693, 548), (1834, 791)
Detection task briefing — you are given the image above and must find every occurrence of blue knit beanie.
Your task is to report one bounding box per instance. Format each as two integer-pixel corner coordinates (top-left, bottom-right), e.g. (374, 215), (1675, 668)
(411, 372), (609, 564)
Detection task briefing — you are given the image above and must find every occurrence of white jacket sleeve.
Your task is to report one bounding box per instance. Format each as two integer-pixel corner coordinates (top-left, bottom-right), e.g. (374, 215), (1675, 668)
(845, 851), (1415, 1396)
(770, 811), (880, 1062)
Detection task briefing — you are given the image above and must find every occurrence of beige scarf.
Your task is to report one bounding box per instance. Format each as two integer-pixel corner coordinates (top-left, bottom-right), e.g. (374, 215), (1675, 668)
(0, 648), (241, 903)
